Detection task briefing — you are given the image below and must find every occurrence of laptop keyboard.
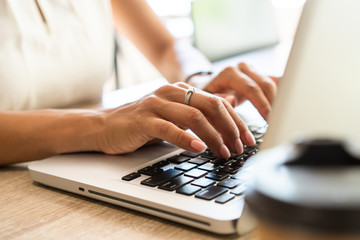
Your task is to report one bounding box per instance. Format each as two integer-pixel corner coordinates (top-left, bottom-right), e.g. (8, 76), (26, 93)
(122, 125), (266, 204)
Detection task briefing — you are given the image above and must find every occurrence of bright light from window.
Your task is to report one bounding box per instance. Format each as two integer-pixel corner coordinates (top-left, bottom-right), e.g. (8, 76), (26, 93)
(271, 0), (306, 8)
(147, 0), (191, 16)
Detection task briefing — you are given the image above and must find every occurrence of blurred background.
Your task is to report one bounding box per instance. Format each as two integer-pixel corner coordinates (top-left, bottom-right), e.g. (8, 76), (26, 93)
(110, 0), (305, 90)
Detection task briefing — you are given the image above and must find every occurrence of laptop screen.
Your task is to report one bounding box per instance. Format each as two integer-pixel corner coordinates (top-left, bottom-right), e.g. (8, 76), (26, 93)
(191, 0), (279, 62)
(261, 0), (360, 155)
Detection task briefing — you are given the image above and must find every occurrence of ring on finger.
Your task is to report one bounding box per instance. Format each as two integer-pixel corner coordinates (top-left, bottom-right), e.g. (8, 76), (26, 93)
(184, 87), (196, 105)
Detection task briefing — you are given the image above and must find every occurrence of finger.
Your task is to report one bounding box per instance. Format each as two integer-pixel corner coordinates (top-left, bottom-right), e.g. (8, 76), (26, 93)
(153, 101), (232, 158)
(221, 99), (256, 147)
(148, 118), (207, 153)
(174, 82), (191, 89)
(215, 93), (238, 107)
(238, 62), (277, 104)
(226, 69), (272, 120)
(154, 85), (243, 155)
(270, 76), (280, 84)
(189, 93), (241, 154)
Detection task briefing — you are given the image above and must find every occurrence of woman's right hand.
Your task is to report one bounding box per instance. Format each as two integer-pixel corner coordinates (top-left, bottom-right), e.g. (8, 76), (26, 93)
(97, 83), (256, 159)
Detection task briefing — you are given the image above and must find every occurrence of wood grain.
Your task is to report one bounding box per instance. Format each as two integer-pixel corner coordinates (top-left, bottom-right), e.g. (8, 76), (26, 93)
(0, 163), (257, 240)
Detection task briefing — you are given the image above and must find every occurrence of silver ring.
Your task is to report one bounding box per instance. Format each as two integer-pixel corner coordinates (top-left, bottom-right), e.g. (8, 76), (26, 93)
(184, 87), (196, 105)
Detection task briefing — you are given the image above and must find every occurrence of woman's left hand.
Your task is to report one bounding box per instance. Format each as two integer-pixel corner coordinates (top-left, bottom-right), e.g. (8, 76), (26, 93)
(190, 62), (278, 120)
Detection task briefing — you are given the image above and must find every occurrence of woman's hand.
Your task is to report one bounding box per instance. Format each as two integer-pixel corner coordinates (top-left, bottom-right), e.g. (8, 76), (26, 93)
(97, 83), (256, 159)
(190, 63), (278, 120)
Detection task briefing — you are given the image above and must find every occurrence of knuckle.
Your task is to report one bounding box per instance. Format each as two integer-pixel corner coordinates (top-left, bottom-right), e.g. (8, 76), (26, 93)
(174, 82), (189, 89)
(221, 97), (232, 108)
(261, 105), (271, 117)
(142, 95), (161, 107)
(262, 80), (277, 93)
(154, 84), (174, 96)
(185, 108), (204, 123)
(208, 96), (225, 111)
(237, 62), (247, 69)
(223, 66), (236, 74)
(245, 82), (261, 94)
(133, 110), (151, 126)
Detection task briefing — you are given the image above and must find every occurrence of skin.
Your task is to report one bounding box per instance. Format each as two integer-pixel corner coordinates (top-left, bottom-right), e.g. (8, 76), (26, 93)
(0, 0), (277, 165)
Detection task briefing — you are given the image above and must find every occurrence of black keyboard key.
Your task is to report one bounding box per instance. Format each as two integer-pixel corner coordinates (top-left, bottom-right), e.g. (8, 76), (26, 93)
(143, 168), (163, 176)
(234, 154), (246, 160)
(217, 178), (242, 189)
(211, 158), (229, 166)
(244, 145), (257, 154)
(141, 169), (183, 187)
(152, 160), (170, 168)
(191, 178), (215, 188)
(224, 159), (235, 166)
(253, 132), (264, 140)
(199, 151), (217, 160)
(230, 185), (246, 196)
(174, 162), (197, 171)
(176, 184), (201, 196)
(138, 166), (154, 174)
(206, 170), (229, 181)
(229, 153), (242, 159)
(221, 164), (241, 174)
(188, 157), (209, 165)
(158, 176), (193, 191)
(122, 172), (141, 181)
(180, 151), (204, 158)
(195, 186), (228, 200)
(231, 171), (252, 181)
(232, 159), (245, 167)
(167, 155), (190, 164)
(215, 193), (235, 204)
(184, 169), (208, 179)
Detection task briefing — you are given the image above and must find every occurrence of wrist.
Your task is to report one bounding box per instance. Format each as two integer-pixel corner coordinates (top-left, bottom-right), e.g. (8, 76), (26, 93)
(184, 71), (213, 84)
(185, 71), (214, 89)
(53, 110), (106, 155)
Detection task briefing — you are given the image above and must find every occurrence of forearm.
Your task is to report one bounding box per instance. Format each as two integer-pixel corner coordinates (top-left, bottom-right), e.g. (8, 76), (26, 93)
(110, 0), (212, 83)
(0, 109), (104, 165)
(157, 41), (213, 83)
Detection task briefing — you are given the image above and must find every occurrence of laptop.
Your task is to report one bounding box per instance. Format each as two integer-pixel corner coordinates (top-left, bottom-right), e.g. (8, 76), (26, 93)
(191, 0), (279, 62)
(28, 0), (360, 235)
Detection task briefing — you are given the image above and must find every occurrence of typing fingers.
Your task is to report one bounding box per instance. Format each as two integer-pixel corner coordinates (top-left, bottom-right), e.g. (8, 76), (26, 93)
(238, 62), (277, 104)
(202, 64), (277, 120)
(223, 67), (272, 120)
(153, 84), (254, 157)
(147, 118), (207, 153)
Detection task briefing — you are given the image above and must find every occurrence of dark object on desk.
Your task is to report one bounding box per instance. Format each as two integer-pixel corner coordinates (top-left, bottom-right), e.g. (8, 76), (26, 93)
(245, 139), (360, 239)
(285, 139), (360, 166)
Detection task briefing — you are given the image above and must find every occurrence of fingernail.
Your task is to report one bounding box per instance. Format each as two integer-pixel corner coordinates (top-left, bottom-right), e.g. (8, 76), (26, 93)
(246, 131), (256, 146)
(219, 144), (231, 159)
(190, 140), (207, 152)
(234, 138), (244, 154)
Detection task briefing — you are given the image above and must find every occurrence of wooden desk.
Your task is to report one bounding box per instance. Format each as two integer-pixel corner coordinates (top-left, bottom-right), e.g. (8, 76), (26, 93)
(0, 164), (257, 240)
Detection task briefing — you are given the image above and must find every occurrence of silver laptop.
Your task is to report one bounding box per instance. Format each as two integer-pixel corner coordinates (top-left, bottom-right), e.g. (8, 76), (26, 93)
(192, 0), (279, 62)
(28, 0), (360, 235)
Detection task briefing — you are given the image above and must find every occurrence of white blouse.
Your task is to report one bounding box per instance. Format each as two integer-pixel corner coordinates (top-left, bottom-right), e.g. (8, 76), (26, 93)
(0, 0), (114, 110)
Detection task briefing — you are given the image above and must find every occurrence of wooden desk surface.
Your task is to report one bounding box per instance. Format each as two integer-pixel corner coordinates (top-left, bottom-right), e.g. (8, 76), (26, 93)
(0, 163), (257, 240)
